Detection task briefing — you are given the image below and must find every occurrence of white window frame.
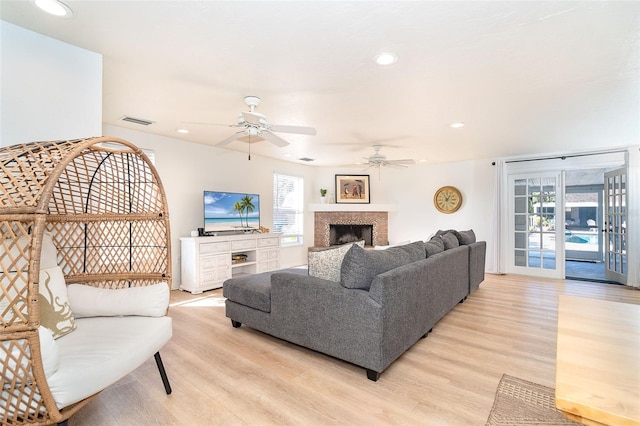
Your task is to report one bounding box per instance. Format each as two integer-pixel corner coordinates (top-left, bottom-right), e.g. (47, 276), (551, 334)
(273, 172), (304, 247)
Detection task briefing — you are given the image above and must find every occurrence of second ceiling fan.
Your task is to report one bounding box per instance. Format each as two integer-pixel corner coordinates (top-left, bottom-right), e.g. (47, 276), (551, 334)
(362, 145), (415, 169)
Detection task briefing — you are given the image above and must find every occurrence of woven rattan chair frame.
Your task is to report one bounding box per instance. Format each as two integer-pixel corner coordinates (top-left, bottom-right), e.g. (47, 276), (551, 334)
(0, 137), (172, 425)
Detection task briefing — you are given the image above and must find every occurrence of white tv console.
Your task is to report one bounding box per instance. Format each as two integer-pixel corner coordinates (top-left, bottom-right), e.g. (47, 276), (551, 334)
(180, 233), (281, 294)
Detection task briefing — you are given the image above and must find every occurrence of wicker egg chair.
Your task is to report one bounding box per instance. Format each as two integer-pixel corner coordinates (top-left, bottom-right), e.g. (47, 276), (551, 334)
(0, 137), (172, 425)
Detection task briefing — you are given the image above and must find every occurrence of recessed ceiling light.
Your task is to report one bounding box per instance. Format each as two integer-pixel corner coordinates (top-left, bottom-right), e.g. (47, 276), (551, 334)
(419, 159), (427, 163)
(374, 52), (398, 66)
(450, 122), (465, 128)
(33, 0), (73, 18)
(176, 129), (189, 134)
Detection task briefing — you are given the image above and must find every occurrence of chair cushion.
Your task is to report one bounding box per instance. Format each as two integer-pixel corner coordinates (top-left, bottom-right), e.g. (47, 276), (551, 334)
(47, 316), (172, 409)
(308, 241), (365, 282)
(67, 282), (169, 318)
(340, 241), (425, 290)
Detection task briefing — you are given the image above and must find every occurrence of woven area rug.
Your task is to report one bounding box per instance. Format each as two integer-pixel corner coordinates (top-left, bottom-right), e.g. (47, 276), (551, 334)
(486, 374), (579, 425)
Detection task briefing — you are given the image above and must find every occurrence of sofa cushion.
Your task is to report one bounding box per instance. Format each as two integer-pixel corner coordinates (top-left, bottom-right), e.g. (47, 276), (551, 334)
(308, 241), (364, 282)
(223, 268), (308, 313)
(440, 233), (460, 250)
(424, 236), (444, 257)
(340, 241), (425, 290)
(39, 266), (76, 339)
(456, 229), (476, 245)
(67, 282), (169, 318)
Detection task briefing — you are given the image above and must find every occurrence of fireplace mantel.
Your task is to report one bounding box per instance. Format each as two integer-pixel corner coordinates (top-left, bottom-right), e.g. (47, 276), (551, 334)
(308, 203), (397, 212)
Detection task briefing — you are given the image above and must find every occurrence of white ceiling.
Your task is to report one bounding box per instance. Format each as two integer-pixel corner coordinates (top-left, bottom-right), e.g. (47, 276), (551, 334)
(1, 1), (638, 166)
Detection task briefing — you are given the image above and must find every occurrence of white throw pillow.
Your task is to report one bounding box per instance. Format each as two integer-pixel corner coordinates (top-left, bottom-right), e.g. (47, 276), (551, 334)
(0, 232), (58, 272)
(67, 282), (169, 318)
(0, 326), (59, 385)
(38, 266), (76, 339)
(39, 232), (59, 270)
(308, 241), (365, 282)
(38, 326), (60, 379)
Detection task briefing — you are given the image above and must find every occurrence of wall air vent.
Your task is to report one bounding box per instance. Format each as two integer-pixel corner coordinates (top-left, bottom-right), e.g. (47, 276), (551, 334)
(121, 116), (155, 126)
(298, 157), (314, 162)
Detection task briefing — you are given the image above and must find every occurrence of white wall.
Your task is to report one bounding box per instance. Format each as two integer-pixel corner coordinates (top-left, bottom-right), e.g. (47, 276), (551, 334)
(314, 161), (496, 247)
(0, 20), (497, 289)
(103, 124), (319, 287)
(0, 20), (102, 146)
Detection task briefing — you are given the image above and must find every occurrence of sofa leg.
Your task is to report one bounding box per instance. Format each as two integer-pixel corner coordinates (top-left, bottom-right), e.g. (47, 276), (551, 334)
(154, 352), (172, 395)
(231, 320), (242, 328)
(366, 369), (380, 381)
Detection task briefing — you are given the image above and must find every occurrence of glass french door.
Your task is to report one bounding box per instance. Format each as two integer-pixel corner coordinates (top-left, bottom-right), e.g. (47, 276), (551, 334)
(604, 167), (627, 284)
(508, 172), (564, 278)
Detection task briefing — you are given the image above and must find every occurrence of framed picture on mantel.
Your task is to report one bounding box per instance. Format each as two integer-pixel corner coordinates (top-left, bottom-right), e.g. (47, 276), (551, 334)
(335, 174), (370, 204)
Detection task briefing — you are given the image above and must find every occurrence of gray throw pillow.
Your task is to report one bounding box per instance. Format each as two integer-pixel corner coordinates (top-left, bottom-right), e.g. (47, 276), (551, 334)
(341, 241), (425, 290)
(440, 232), (460, 250)
(425, 237), (444, 257)
(456, 229), (476, 245)
(308, 241), (365, 282)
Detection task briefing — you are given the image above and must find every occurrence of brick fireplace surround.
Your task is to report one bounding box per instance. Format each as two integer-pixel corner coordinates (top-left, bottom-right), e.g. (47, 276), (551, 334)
(314, 211), (388, 247)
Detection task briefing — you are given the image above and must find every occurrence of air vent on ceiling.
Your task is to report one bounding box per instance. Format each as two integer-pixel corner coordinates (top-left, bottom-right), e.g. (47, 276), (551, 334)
(298, 157), (314, 162)
(121, 116), (155, 126)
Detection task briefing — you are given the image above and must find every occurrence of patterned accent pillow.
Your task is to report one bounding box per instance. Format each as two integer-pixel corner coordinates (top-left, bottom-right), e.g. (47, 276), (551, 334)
(308, 241), (365, 282)
(38, 266), (76, 339)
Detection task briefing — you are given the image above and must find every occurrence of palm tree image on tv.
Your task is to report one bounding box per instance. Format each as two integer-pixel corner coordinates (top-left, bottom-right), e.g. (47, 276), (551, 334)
(232, 201), (245, 227)
(204, 191), (260, 232)
(241, 195), (255, 228)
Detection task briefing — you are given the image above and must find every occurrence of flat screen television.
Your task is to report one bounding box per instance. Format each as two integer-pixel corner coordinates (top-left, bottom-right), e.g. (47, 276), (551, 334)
(203, 191), (260, 233)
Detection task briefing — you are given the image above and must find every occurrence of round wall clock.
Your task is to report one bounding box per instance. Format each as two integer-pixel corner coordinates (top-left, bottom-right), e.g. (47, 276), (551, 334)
(434, 186), (462, 214)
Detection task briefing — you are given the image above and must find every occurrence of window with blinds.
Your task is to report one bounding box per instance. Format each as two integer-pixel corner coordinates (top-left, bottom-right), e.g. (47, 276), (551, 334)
(273, 173), (304, 246)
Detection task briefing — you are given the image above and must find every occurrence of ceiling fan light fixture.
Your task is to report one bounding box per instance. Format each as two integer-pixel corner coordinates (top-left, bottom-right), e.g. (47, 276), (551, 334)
(374, 52), (398, 66)
(33, 0), (73, 17)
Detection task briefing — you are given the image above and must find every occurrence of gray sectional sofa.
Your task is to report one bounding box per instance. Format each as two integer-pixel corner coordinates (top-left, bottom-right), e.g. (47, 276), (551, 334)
(223, 230), (486, 381)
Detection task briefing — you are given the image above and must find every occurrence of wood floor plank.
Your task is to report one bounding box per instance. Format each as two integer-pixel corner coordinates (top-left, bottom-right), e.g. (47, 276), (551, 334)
(66, 274), (640, 425)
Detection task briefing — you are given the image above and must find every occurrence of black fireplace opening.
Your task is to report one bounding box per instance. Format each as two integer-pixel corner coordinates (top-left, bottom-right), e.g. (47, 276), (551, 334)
(329, 224), (373, 246)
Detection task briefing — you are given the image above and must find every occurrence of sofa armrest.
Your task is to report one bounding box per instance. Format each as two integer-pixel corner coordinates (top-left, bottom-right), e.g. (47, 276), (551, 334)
(468, 241), (486, 292)
(270, 272), (384, 371)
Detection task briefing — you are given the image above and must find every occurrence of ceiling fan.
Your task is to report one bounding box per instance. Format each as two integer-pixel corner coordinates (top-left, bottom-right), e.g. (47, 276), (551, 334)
(189, 96), (316, 148)
(362, 145), (415, 169)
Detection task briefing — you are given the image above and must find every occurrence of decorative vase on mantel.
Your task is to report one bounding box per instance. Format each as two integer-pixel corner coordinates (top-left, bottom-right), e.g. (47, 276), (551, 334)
(320, 188), (327, 203)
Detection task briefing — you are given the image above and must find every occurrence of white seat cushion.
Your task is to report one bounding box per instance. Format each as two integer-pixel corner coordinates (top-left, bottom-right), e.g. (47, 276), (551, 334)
(47, 316), (172, 409)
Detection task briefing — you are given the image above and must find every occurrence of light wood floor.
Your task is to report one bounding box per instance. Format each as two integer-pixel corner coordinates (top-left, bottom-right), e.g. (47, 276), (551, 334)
(68, 274), (640, 425)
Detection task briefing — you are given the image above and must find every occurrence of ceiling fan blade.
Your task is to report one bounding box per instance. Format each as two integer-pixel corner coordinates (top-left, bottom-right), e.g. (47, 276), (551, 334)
(242, 111), (264, 125)
(386, 159), (415, 165)
(269, 124), (317, 136)
(261, 130), (290, 147)
(216, 131), (244, 147)
(182, 121), (240, 128)
(385, 163), (410, 169)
